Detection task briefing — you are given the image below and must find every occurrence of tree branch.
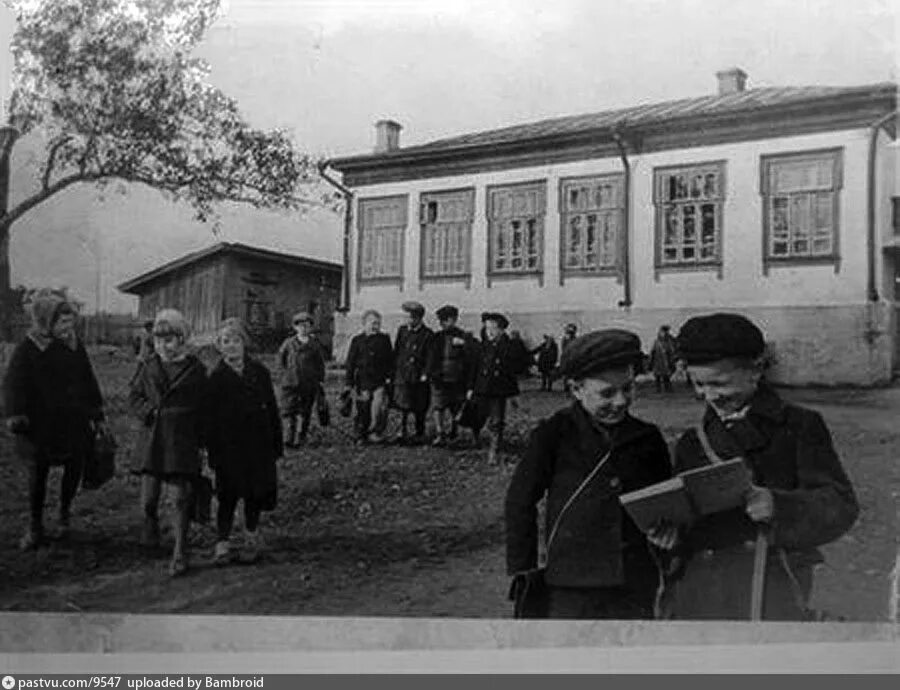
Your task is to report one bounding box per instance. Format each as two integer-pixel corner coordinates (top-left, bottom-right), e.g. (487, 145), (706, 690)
(42, 135), (73, 192)
(2, 172), (104, 235)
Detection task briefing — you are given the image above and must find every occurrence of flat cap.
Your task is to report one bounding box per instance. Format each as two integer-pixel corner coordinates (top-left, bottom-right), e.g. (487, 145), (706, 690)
(676, 313), (765, 364)
(401, 301), (425, 317)
(564, 323), (578, 334)
(557, 329), (642, 379)
(436, 305), (459, 321)
(481, 311), (509, 329)
(292, 311), (314, 324)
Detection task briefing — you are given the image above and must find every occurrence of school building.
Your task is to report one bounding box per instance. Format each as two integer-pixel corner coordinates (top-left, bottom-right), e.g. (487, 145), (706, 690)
(326, 69), (899, 385)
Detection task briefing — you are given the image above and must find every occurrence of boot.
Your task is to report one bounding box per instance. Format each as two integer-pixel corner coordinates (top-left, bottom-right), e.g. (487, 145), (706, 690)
(297, 415), (311, 445)
(213, 539), (234, 566)
(241, 529), (263, 564)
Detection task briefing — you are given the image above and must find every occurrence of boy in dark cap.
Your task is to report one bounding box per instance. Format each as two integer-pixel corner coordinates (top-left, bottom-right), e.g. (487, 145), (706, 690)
(344, 310), (394, 444)
(467, 312), (519, 464)
(392, 301), (433, 444)
(276, 311), (326, 447)
(657, 312), (859, 620)
(505, 329), (674, 619)
(427, 305), (475, 447)
(560, 323), (578, 393)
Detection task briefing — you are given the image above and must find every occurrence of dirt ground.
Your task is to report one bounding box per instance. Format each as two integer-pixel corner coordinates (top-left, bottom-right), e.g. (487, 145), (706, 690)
(0, 350), (897, 621)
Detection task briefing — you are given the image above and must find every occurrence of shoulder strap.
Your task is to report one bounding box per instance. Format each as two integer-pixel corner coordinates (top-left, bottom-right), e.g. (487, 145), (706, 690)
(694, 423), (725, 465)
(545, 448), (613, 555)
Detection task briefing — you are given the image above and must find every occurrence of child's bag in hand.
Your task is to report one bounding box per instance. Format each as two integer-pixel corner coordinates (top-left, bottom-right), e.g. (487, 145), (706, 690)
(82, 424), (117, 490)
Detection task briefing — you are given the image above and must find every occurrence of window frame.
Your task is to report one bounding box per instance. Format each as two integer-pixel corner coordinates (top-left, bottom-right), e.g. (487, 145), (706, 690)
(653, 160), (727, 279)
(356, 194), (408, 288)
(558, 173), (625, 283)
(759, 147), (843, 275)
(485, 179), (547, 287)
(418, 186), (475, 289)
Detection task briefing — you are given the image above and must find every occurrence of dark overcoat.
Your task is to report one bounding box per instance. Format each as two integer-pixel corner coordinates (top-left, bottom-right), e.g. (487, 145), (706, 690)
(393, 324), (433, 385)
(506, 403), (672, 604)
(3, 336), (104, 464)
(534, 340), (559, 374)
(648, 335), (677, 377)
(426, 326), (475, 388)
(128, 354), (209, 478)
(470, 334), (519, 399)
(667, 384), (859, 620)
(277, 336), (326, 391)
(345, 332), (394, 391)
(206, 358), (281, 510)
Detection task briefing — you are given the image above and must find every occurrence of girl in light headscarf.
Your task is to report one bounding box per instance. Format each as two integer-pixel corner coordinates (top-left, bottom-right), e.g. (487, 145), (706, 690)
(206, 318), (282, 565)
(128, 309), (208, 576)
(3, 290), (105, 550)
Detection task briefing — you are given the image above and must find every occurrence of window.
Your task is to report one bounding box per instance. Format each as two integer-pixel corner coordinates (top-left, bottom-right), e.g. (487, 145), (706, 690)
(487, 181), (546, 277)
(654, 162), (725, 270)
(761, 149), (842, 265)
(419, 189), (474, 280)
(892, 197), (900, 235)
(358, 195), (407, 282)
(559, 175), (624, 275)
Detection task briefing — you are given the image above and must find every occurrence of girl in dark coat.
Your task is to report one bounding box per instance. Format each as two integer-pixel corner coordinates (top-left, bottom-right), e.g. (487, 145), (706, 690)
(207, 318), (282, 565)
(128, 309), (209, 577)
(505, 329), (674, 619)
(3, 290), (105, 551)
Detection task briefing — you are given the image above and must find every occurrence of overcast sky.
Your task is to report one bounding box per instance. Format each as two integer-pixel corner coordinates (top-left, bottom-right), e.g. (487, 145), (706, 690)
(1, 0), (897, 313)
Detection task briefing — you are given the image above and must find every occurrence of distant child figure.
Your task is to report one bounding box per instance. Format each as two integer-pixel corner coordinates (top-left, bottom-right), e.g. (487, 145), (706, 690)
(392, 301), (433, 444)
(656, 313), (859, 620)
(426, 305), (475, 447)
(277, 312), (326, 448)
(648, 325), (678, 393)
(206, 318), (282, 566)
(344, 309), (394, 444)
(468, 312), (519, 464)
(128, 309), (208, 577)
(532, 334), (559, 392)
(135, 320), (155, 361)
(560, 324), (578, 393)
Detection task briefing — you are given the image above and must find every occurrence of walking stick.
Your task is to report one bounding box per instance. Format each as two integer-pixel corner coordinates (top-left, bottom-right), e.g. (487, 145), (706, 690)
(750, 525), (771, 621)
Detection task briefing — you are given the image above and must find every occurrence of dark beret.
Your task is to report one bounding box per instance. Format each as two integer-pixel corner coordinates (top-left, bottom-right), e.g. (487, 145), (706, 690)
(401, 301), (425, 317)
(481, 312), (509, 329)
(436, 305), (459, 321)
(557, 329), (642, 379)
(676, 313), (765, 364)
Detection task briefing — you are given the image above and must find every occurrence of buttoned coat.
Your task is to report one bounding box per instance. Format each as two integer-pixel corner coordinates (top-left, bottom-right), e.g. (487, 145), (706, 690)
(426, 326), (476, 387)
(345, 332), (394, 392)
(470, 333), (520, 399)
(277, 336), (326, 391)
(393, 324), (433, 385)
(128, 354), (209, 478)
(505, 403), (672, 600)
(206, 358), (281, 510)
(667, 384), (859, 620)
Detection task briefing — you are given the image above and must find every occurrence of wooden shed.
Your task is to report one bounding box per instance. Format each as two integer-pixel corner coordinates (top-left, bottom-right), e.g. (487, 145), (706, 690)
(118, 242), (343, 355)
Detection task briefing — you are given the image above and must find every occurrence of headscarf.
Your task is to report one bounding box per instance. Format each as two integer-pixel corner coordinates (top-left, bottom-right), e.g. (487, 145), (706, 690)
(27, 289), (78, 351)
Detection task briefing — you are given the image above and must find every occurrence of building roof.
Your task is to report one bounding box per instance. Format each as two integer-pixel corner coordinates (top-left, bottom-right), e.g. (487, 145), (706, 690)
(118, 242), (342, 294)
(329, 81), (897, 185)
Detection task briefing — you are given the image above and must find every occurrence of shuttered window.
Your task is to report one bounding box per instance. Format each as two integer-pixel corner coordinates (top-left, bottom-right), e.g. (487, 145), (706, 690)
(560, 175), (623, 274)
(358, 195), (407, 282)
(488, 182), (545, 276)
(420, 189), (473, 279)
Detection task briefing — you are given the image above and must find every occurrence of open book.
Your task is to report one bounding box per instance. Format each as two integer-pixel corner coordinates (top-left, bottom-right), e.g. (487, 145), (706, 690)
(618, 458), (751, 532)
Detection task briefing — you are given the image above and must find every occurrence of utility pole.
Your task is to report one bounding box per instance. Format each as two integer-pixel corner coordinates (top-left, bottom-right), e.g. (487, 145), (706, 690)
(0, 124), (19, 342)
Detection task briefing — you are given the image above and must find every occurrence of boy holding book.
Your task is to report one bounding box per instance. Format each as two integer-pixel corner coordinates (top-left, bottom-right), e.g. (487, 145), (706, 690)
(659, 312), (859, 620)
(505, 330), (674, 619)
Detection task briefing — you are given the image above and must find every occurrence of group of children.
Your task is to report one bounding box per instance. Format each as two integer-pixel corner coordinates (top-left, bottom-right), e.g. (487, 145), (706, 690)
(343, 301), (538, 464)
(505, 313), (859, 621)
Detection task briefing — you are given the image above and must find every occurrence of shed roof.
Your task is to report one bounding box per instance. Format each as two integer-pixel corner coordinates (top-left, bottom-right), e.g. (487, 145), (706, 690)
(118, 242), (342, 294)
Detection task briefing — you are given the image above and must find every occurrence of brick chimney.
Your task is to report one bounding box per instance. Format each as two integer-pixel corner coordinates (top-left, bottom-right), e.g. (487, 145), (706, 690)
(716, 68), (748, 96)
(374, 119), (402, 153)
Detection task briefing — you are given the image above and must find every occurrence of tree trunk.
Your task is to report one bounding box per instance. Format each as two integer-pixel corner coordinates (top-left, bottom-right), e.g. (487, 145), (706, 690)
(0, 221), (12, 343)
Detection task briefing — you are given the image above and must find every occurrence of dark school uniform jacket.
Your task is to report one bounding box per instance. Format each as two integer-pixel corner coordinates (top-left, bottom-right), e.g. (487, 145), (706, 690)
(505, 402), (673, 596)
(469, 333), (520, 399)
(345, 332), (394, 391)
(393, 324), (433, 386)
(277, 335), (326, 390)
(667, 384), (859, 618)
(426, 326), (475, 388)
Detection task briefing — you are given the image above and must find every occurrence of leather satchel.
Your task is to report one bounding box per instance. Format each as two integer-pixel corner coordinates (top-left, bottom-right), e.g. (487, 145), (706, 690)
(509, 448), (613, 619)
